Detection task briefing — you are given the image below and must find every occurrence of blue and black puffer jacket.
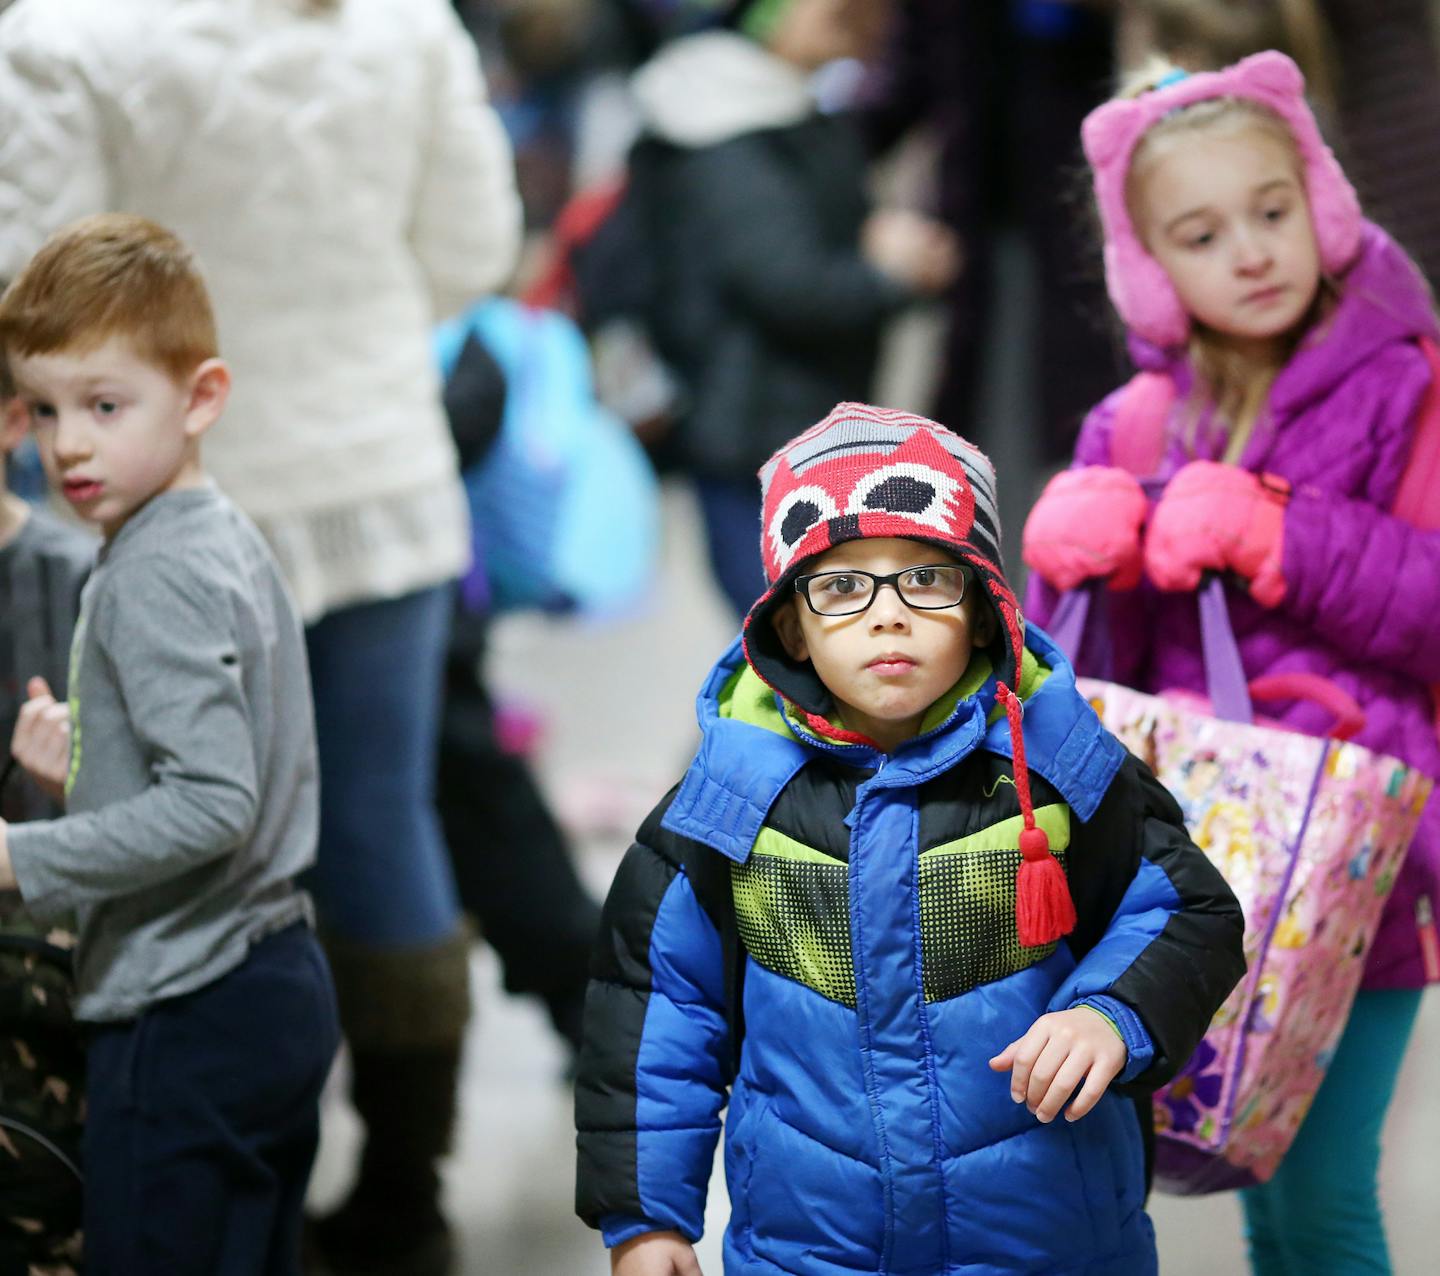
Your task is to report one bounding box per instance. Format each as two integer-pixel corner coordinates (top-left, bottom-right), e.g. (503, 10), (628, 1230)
(576, 625), (1244, 1275)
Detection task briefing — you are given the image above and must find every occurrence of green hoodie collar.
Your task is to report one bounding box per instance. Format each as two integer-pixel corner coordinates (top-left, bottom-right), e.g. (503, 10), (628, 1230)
(718, 646), (1051, 748)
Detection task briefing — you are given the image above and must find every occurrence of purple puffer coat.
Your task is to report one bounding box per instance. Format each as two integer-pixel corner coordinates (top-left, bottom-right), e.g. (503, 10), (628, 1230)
(1028, 222), (1440, 989)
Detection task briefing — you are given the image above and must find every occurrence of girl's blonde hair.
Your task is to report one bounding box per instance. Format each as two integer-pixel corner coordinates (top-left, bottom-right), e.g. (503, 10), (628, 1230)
(1118, 60), (1334, 461)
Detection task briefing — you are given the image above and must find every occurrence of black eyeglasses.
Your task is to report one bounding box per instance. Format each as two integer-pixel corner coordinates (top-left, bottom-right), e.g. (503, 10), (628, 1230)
(793, 564), (970, 617)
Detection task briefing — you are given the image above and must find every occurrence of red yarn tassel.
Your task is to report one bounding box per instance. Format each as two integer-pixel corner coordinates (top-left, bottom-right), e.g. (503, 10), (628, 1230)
(1016, 830), (1077, 948)
(997, 683), (1077, 948)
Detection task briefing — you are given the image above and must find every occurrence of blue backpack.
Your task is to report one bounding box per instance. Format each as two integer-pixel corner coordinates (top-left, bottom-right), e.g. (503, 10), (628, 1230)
(435, 299), (660, 618)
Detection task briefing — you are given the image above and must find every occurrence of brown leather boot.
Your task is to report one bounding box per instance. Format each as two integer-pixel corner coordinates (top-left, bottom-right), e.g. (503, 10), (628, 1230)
(306, 927), (471, 1276)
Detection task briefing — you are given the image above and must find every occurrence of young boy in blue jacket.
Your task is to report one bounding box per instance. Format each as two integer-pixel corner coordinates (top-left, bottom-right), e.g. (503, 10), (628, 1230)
(575, 402), (1246, 1276)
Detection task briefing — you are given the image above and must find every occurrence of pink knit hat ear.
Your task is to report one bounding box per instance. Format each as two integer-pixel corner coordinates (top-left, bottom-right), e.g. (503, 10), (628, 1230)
(1082, 50), (1362, 349)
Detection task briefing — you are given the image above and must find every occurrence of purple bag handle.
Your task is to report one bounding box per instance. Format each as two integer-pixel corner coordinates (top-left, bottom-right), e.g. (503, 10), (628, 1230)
(1050, 577), (1254, 723)
(1198, 576), (1255, 723)
(1046, 583), (1117, 685)
(1048, 587), (1094, 667)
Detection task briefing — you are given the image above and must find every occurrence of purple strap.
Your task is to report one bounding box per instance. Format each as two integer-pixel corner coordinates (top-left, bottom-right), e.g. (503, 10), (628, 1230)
(1199, 576), (1255, 724)
(1046, 584), (1115, 681)
(1052, 576), (1253, 723)
(1047, 588), (1091, 663)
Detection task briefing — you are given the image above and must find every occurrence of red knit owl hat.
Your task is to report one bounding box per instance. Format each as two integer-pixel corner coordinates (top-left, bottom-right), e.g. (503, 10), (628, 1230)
(742, 402), (1074, 948)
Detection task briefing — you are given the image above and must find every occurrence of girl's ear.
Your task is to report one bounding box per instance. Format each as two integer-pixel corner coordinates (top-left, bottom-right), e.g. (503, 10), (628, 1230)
(771, 597), (810, 662)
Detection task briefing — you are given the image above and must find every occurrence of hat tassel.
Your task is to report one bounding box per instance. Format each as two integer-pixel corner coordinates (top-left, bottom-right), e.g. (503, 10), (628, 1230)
(997, 682), (1077, 948)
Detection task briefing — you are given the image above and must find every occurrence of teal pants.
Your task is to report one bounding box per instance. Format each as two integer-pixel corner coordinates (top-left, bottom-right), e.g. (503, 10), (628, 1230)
(1241, 988), (1423, 1275)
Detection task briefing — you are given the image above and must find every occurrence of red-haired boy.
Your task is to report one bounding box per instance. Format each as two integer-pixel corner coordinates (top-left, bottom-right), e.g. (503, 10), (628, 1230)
(0, 214), (337, 1274)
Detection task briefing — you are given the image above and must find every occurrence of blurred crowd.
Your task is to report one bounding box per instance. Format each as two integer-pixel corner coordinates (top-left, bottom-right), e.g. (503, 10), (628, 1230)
(2, 2), (1440, 1275)
(455, 0), (1440, 601)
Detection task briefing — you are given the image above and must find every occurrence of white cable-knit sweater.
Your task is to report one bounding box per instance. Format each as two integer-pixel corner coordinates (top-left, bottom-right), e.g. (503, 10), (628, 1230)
(0, 0), (523, 620)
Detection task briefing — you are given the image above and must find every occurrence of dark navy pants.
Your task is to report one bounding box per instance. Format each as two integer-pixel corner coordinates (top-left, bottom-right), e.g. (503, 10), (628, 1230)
(83, 924), (339, 1275)
(693, 477), (766, 621)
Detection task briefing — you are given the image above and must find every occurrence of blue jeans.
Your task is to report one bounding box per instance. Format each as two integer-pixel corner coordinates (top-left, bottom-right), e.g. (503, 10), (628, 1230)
(304, 584), (462, 947)
(1241, 988), (1423, 1275)
(694, 477), (766, 621)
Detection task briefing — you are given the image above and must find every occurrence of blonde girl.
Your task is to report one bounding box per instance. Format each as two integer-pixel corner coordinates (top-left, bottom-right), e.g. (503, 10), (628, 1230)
(1024, 52), (1440, 1274)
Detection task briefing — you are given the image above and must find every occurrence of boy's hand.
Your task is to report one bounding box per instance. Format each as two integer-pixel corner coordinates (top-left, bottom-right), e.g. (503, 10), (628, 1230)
(989, 1007), (1128, 1124)
(11, 677), (70, 802)
(610, 1230), (704, 1276)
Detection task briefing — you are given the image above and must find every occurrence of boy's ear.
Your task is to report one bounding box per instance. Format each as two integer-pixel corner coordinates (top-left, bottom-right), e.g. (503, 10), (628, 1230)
(771, 596), (810, 663)
(183, 358), (231, 440)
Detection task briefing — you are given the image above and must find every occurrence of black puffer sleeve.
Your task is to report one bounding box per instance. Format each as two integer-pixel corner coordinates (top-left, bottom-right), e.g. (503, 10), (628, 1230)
(574, 791), (732, 1247)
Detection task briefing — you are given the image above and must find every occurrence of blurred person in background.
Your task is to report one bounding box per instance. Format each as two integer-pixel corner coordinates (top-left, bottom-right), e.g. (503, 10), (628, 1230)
(1121, 0), (1440, 300)
(451, 0), (688, 229)
(1116, 0), (1336, 95)
(630, 0), (962, 619)
(455, 0), (605, 227)
(0, 2), (522, 1273)
(437, 608), (602, 1058)
(0, 377), (91, 1275)
(432, 320), (604, 1061)
(0, 423), (90, 833)
(865, 0), (1124, 464)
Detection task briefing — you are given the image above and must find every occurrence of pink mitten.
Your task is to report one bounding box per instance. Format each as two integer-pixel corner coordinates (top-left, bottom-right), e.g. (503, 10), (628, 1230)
(1144, 460), (1289, 606)
(1022, 466), (1148, 592)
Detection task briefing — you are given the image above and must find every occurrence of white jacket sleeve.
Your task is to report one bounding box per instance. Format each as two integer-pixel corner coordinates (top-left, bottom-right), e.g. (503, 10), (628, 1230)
(0, 6), (113, 280)
(408, 7), (523, 320)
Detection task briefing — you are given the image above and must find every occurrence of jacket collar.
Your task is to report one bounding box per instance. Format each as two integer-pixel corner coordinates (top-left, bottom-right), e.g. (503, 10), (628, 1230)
(661, 627), (1124, 863)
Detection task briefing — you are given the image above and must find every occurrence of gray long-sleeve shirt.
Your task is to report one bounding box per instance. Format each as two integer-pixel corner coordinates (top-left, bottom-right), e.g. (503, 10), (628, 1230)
(8, 485), (318, 1021)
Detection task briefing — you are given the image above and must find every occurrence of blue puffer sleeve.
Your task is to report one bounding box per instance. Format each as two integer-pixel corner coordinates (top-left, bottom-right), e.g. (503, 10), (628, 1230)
(575, 801), (731, 1246)
(1053, 753), (1246, 1089)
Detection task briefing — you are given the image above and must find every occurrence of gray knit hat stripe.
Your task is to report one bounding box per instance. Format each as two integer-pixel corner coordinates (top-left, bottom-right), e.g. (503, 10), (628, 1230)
(762, 413), (1003, 554)
(968, 504), (1003, 571)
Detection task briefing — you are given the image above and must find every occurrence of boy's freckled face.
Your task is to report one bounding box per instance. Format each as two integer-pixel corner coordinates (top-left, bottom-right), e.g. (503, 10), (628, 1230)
(9, 337), (223, 538)
(772, 537), (995, 751)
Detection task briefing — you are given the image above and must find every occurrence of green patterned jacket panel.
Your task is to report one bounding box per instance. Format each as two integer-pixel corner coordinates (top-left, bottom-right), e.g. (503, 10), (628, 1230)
(731, 740), (1074, 1008)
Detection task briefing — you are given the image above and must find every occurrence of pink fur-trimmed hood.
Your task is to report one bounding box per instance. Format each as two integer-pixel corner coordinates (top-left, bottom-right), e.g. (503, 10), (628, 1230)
(1082, 51), (1362, 350)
